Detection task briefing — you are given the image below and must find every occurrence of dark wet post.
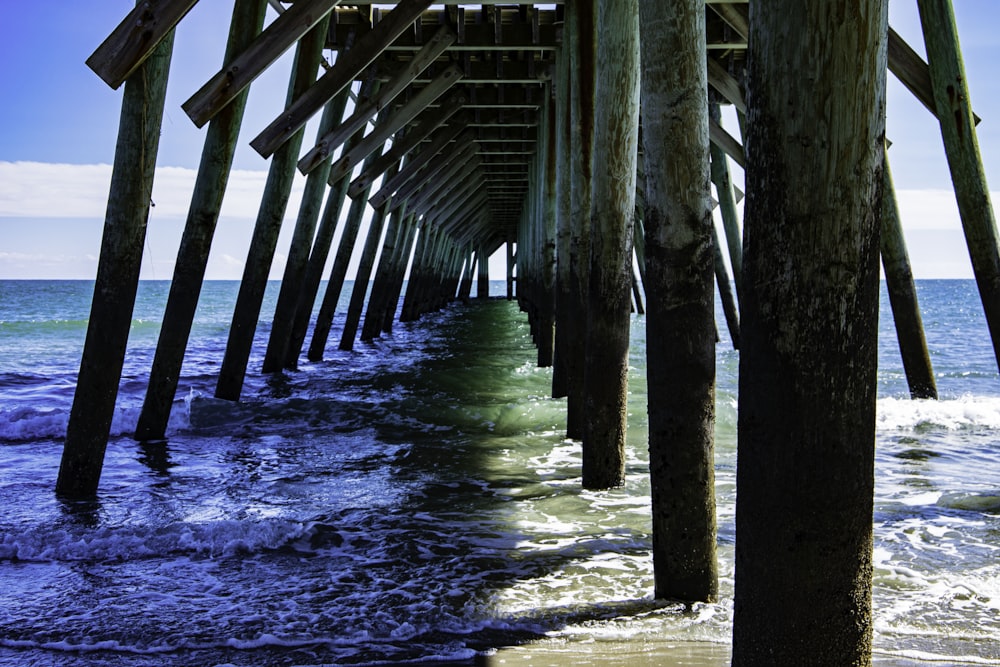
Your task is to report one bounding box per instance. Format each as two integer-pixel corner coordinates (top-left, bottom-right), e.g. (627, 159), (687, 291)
(551, 19), (572, 397)
(732, 0), (886, 664)
(57, 28), (175, 497)
(506, 241), (515, 300)
(135, 0), (267, 441)
(881, 153), (936, 399)
(713, 224), (740, 349)
(918, 0), (1000, 373)
(639, 0), (718, 602)
(361, 210), (406, 342)
(581, 0), (639, 490)
(284, 85), (378, 368)
(537, 91), (558, 367)
(709, 103), (743, 297)
(215, 18), (330, 400)
(477, 245), (490, 298)
(565, 0), (596, 439)
(384, 215), (421, 331)
(262, 89), (352, 373)
(307, 134), (391, 361)
(340, 159), (403, 351)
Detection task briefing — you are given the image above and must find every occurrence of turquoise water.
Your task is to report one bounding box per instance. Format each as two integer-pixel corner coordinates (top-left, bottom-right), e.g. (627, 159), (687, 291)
(0, 279), (997, 665)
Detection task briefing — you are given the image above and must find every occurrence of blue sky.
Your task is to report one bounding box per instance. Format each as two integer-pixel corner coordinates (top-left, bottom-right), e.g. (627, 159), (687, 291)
(1, 2), (999, 279)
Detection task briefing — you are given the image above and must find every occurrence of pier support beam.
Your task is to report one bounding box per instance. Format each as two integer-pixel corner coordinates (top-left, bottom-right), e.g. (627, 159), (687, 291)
(881, 153), (937, 399)
(732, 1), (886, 664)
(57, 27), (175, 497)
(263, 89), (351, 373)
(135, 0), (266, 441)
(639, 0), (718, 603)
(918, 0), (1000, 374)
(216, 18), (330, 400)
(477, 246), (490, 298)
(709, 103), (744, 297)
(565, 0), (596, 440)
(581, 0), (639, 490)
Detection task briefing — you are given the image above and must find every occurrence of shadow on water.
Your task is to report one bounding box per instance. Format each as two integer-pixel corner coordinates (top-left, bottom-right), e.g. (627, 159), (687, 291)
(0, 299), (731, 667)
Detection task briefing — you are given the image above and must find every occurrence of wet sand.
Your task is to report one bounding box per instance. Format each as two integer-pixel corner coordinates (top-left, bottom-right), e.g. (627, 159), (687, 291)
(475, 639), (970, 666)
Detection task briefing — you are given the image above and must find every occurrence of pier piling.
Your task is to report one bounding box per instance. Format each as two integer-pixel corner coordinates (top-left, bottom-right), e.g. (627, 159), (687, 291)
(581, 0), (639, 490)
(57, 25), (175, 497)
(639, 0), (719, 602)
(135, 0), (267, 441)
(732, 0), (886, 663)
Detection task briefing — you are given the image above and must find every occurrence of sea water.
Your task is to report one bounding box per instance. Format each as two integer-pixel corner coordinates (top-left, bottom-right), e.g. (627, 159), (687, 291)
(0, 279), (997, 666)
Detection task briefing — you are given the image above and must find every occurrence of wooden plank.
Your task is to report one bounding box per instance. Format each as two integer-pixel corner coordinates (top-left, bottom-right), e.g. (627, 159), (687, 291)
(310, 64), (466, 176)
(707, 57), (745, 112)
(183, 0), (340, 128)
(327, 21), (558, 51)
(346, 101), (468, 197)
(365, 129), (476, 205)
(249, 0), (435, 154)
(709, 2), (748, 39)
(87, 0), (199, 90)
(888, 26), (980, 126)
(709, 118), (745, 168)
(382, 140), (481, 210)
(267, 25), (456, 160)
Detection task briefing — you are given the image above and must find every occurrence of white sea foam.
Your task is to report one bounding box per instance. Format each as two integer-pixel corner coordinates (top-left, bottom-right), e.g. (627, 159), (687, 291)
(877, 395), (1000, 430)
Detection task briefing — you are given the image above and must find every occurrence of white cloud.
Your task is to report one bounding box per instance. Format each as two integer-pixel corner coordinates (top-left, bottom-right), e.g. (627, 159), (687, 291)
(0, 161), (303, 222)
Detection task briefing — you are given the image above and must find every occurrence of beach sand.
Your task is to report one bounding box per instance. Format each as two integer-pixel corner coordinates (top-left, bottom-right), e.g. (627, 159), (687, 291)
(476, 639), (959, 666)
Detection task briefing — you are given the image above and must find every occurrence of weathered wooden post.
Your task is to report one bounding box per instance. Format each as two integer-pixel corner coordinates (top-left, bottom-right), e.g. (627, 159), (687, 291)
(713, 225), (741, 349)
(565, 0), (596, 440)
(536, 91), (558, 367)
(552, 19), (572, 397)
(581, 0), (639, 490)
(709, 103), (744, 296)
(215, 18), (330, 400)
(361, 210), (407, 342)
(307, 134), (391, 361)
(881, 153), (937, 399)
(477, 245), (490, 299)
(285, 79), (379, 368)
(732, 0), (886, 664)
(639, 0), (718, 603)
(262, 90), (351, 373)
(57, 28), (175, 497)
(506, 240), (516, 300)
(339, 158), (403, 351)
(918, 0), (1000, 373)
(135, 0), (266, 442)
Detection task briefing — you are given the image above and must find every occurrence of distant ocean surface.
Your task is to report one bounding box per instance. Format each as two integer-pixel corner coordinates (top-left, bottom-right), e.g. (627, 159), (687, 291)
(0, 279), (998, 665)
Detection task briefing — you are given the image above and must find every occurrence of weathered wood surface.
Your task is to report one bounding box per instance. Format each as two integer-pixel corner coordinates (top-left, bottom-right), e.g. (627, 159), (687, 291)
(58, 27), (175, 498)
(581, 0), (639, 490)
(136, 0), (268, 441)
(880, 153), (937, 399)
(367, 128), (474, 207)
(346, 98), (468, 198)
(215, 18), (330, 400)
(732, 1), (886, 664)
(301, 64), (465, 175)
(260, 24), (455, 159)
(251, 0), (435, 155)
(87, 0), (197, 89)
(340, 158), (403, 351)
(640, 0), (719, 603)
(564, 0), (595, 441)
(918, 0), (1000, 373)
(183, 0), (340, 128)
(284, 78), (380, 368)
(888, 26), (980, 126)
(262, 90), (351, 373)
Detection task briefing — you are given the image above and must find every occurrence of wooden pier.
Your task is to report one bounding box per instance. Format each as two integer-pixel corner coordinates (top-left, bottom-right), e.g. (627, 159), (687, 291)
(59, 1), (998, 664)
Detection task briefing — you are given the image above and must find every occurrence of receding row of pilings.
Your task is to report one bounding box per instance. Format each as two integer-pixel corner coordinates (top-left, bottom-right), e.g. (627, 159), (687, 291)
(510, 0), (1000, 665)
(56, 0), (1000, 664)
(59, 1), (503, 498)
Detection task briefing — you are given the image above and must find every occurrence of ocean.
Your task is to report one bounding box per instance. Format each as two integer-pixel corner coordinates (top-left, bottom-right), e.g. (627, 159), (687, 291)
(0, 279), (997, 666)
